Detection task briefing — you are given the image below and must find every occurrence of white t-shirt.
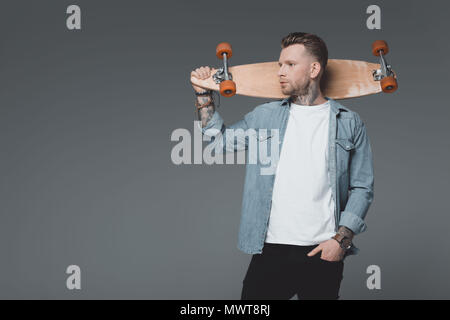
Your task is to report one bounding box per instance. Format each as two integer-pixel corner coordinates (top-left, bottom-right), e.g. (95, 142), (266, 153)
(265, 100), (336, 246)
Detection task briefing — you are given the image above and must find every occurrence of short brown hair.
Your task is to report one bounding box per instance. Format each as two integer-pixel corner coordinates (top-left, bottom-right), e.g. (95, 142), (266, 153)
(281, 32), (328, 77)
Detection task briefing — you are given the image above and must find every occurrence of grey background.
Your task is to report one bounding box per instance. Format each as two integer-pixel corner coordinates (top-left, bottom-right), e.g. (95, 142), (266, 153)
(0, 0), (449, 299)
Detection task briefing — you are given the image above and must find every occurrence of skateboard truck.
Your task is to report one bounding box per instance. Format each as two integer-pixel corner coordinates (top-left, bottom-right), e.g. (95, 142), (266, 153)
(213, 42), (237, 97)
(213, 67), (233, 83)
(371, 40), (398, 93)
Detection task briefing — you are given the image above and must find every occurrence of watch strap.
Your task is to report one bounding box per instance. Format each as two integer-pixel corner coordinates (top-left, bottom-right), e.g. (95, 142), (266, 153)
(332, 233), (352, 250)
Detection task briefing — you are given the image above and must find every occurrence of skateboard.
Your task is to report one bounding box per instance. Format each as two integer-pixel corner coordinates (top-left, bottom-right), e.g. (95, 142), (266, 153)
(190, 40), (398, 100)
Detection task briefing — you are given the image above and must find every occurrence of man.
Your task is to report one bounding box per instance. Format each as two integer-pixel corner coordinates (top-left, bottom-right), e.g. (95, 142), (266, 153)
(191, 32), (374, 300)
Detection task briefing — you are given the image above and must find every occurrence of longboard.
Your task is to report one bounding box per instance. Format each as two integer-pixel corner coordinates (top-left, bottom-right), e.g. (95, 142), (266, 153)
(190, 41), (397, 100)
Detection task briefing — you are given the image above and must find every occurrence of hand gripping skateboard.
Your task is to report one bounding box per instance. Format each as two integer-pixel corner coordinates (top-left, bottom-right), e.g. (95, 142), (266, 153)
(190, 40), (398, 100)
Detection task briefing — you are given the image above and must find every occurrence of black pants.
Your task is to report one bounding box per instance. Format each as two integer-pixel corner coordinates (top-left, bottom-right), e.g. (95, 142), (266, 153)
(241, 242), (344, 300)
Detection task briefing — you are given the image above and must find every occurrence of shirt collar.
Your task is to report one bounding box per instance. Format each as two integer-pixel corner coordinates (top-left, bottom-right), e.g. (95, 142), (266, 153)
(281, 96), (345, 115)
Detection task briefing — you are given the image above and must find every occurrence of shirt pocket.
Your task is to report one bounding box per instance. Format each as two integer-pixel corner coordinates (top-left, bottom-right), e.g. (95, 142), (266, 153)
(256, 131), (273, 142)
(336, 138), (355, 151)
(255, 130), (274, 166)
(335, 138), (355, 173)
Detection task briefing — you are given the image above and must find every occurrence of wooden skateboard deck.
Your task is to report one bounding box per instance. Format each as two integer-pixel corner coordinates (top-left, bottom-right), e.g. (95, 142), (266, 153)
(190, 59), (385, 100)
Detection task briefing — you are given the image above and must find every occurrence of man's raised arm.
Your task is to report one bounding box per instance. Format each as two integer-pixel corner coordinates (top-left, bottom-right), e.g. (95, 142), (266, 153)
(191, 66), (256, 154)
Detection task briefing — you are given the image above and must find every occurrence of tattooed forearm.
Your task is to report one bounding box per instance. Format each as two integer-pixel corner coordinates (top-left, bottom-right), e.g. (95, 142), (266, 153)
(199, 104), (215, 128)
(337, 226), (354, 241)
(196, 94), (215, 128)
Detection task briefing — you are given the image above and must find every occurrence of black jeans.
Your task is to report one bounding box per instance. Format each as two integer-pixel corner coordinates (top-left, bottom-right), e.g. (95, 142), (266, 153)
(241, 242), (344, 300)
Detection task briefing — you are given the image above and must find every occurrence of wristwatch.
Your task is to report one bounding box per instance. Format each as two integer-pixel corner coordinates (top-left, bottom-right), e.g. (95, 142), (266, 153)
(194, 89), (213, 96)
(332, 233), (353, 250)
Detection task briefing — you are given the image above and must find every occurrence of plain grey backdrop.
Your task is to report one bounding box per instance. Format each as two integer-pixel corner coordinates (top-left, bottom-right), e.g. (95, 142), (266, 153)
(0, 0), (449, 299)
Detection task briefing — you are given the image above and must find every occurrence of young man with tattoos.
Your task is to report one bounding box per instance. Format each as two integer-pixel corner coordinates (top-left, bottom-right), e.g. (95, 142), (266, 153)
(191, 32), (374, 300)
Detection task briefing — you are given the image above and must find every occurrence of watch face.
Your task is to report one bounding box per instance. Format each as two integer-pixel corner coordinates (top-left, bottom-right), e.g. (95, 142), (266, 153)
(343, 240), (352, 249)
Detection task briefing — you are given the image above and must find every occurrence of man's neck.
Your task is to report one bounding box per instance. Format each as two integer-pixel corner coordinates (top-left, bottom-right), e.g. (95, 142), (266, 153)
(291, 82), (327, 106)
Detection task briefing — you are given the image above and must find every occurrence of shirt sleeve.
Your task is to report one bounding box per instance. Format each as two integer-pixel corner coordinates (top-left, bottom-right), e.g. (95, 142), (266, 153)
(338, 116), (375, 235)
(196, 108), (257, 153)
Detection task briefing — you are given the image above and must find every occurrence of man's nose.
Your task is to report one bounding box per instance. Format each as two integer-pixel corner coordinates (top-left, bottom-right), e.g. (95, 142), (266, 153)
(277, 66), (285, 77)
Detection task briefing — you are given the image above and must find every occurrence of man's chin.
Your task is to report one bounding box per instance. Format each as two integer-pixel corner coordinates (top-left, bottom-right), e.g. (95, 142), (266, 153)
(280, 87), (292, 96)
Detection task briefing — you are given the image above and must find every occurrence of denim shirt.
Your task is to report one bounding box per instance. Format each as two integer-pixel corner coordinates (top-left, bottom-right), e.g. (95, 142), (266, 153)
(199, 97), (374, 258)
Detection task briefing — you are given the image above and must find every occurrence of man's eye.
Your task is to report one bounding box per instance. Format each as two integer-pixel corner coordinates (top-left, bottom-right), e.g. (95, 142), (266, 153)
(289, 63), (294, 66)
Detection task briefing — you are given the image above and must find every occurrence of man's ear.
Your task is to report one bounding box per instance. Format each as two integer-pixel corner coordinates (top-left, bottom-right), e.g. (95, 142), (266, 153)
(310, 61), (322, 79)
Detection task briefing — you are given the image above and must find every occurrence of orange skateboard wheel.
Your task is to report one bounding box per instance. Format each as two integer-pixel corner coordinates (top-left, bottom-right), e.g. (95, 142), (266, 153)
(219, 80), (236, 97)
(216, 42), (232, 59)
(380, 75), (397, 93)
(372, 40), (389, 56)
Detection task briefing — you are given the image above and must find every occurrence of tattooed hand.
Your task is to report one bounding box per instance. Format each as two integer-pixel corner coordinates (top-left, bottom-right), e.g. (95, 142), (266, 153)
(191, 66), (216, 127)
(191, 66), (215, 92)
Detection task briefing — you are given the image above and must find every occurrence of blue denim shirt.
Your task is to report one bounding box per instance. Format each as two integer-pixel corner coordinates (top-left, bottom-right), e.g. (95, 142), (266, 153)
(200, 97), (374, 258)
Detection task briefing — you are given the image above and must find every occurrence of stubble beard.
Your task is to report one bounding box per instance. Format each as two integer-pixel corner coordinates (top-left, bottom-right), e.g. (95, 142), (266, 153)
(285, 77), (320, 106)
